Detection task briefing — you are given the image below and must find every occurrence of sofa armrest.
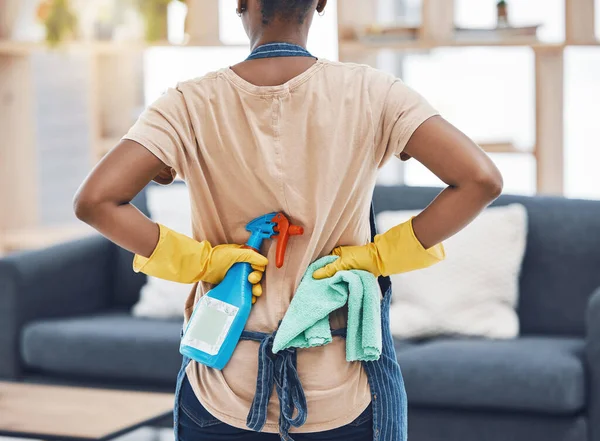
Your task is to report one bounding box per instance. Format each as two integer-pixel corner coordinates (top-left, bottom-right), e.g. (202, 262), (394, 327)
(587, 287), (600, 441)
(0, 235), (115, 379)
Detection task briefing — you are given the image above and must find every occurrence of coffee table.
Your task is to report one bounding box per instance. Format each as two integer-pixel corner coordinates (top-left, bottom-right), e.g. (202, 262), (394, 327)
(0, 381), (174, 441)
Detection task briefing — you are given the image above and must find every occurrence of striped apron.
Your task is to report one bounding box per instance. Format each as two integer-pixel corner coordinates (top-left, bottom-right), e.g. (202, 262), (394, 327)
(174, 42), (408, 441)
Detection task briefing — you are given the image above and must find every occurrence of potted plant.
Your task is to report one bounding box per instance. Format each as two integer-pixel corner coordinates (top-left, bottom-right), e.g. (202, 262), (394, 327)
(497, 0), (509, 28)
(37, 0), (78, 46)
(135, 0), (186, 42)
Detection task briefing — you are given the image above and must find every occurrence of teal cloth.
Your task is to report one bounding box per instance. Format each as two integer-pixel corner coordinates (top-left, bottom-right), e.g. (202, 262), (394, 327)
(272, 255), (382, 361)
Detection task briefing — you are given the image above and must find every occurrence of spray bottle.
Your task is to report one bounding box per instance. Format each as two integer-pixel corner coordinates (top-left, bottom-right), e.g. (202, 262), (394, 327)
(180, 212), (304, 370)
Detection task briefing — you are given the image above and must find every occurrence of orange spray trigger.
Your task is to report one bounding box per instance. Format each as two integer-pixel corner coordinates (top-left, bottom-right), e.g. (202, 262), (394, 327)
(271, 213), (304, 268)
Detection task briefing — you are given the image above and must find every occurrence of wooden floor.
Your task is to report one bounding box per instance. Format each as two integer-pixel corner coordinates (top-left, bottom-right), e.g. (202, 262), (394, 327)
(0, 382), (174, 440)
(0, 427), (174, 441)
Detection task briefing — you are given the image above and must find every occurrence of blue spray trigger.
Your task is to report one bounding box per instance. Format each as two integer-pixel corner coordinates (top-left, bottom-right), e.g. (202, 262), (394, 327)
(245, 212), (279, 249)
(245, 212), (278, 236)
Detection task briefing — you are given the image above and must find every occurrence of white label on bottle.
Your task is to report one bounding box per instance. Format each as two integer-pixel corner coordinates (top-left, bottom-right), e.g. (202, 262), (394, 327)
(181, 296), (238, 356)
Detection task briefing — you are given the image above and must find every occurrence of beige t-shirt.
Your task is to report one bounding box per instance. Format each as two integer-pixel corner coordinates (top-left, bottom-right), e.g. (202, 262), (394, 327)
(124, 59), (438, 433)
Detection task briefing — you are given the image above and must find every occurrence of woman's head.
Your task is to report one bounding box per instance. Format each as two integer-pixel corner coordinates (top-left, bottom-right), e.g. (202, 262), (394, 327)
(236, 0), (327, 47)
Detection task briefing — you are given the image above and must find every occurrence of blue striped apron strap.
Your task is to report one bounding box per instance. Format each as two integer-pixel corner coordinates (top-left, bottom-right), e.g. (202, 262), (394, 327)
(240, 330), (307, 440)
(370, 202), (392, 294)
(367, 201), (406, 440)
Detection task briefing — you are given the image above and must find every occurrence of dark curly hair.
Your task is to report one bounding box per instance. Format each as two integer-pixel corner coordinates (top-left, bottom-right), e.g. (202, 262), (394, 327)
(259, 0), (315, 24)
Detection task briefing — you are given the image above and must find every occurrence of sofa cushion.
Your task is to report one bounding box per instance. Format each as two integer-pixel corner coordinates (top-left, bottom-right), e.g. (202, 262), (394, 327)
(380, 204), (526, 340)
(394, 338), (418, 353)
(372, 185), (600, 337)
(398, 337), (585, 414)
(21, 313), (182, 384)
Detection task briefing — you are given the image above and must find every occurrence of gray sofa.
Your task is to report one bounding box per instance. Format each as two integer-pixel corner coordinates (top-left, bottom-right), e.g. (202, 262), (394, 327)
(1, 185), (600, 441)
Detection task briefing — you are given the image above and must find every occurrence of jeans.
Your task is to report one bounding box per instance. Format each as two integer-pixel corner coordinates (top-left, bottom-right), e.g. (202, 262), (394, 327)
(177, 375), (373, 441)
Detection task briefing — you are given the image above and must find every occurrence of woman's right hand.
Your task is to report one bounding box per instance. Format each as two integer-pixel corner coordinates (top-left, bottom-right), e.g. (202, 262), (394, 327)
(132, 224), (268, 303)
(199, 242), (268, 304)
(75, 140), (269, 304)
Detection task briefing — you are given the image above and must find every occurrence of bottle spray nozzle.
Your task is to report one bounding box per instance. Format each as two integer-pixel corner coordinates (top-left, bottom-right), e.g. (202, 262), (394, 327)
(245, 213), (278, 241)
(244, 212), (304, 269)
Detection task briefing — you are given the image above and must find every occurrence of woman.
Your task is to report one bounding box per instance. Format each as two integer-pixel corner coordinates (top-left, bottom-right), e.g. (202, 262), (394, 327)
(74, 1), (503, 440)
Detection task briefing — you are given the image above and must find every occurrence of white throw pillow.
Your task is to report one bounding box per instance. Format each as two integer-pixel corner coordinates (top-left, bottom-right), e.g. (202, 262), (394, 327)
(377, 204), (527, 339)
(132, 184), (193, 318)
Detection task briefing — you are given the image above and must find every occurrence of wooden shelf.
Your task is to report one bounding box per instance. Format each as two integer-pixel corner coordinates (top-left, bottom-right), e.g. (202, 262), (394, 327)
(0, 40), (248, 55)
(2, 38), (595, 56)
(340, 38), (566, 52)
(564, 40), (600, 46)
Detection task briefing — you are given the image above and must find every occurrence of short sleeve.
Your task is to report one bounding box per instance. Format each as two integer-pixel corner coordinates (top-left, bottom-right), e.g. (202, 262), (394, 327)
(122, 86), (194, 182)
(375, 79), (439, 167)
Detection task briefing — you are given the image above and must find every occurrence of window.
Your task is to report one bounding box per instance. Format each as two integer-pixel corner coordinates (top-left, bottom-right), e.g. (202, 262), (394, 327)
(565, 48), (600, 199)
(397, 0), (600, 199)
(401, 47), (536, 194)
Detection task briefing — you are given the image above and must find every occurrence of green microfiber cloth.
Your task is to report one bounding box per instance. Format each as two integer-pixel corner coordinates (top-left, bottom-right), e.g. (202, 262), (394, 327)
(272, 255), (382, 362)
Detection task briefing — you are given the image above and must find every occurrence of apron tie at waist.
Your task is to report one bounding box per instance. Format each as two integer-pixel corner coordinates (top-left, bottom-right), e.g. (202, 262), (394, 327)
(241, 328), (347, 440)
(242, 330), (306, 439)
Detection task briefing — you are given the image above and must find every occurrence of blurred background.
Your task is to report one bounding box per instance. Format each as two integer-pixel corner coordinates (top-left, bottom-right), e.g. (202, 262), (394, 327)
(0, 0), (599, 254)
(1, 2), (600, 441)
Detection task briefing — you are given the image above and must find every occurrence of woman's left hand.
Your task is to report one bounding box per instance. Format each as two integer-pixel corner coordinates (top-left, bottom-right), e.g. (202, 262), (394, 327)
(312, 218), (445, 280)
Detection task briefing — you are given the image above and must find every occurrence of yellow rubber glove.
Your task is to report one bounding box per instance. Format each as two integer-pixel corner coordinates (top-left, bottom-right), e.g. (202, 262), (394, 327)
(313, 218), (445, 279)
(133, 224), (268, 303)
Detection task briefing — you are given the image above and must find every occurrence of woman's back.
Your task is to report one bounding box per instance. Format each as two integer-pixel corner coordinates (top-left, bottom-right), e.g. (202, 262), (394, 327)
(75, 1), (502, 438)
(123, 58), (438, 432)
